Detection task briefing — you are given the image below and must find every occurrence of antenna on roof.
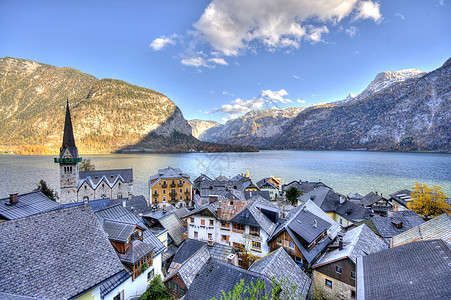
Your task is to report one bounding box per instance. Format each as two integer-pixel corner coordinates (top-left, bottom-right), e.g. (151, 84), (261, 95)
(313, 220), (317, 228)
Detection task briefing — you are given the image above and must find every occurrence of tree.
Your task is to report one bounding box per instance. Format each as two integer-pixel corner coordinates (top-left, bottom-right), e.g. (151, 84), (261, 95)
(285, 186), (301, 206)
(79, 158), (95, 171)
(408, 182), (450, 220)
(213, 276), (300, 300)
(35, 179), (58, 201)
(139, 275), (171, 300)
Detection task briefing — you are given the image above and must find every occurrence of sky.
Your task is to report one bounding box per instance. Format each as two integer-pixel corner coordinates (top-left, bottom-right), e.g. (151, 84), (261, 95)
(1, 0), (450, 123)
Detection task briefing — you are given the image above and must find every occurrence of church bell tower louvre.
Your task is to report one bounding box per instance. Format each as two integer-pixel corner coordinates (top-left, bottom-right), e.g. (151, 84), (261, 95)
(54, 99), (82, 204)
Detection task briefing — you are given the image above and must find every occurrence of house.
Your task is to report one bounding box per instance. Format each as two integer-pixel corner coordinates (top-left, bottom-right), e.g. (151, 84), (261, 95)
(54, 101), (134, 204)
(357, 210), (425, 245)
(0, 205), (124, 299)
(142, 209), (186, 247)
(197, 175), (250, 198)
(148, 167), (193, 209)
(257, 177), (280, 200)
(356, 239), (451, 300)
(94, 204), (166, 298)
(267, 200), (341, 269)
(391, 213), (451, 247)
(312, 225), (387, 300)
(0, 191), (62, 221)
(78, 168), (134, 202)
(360, 192), (391, 215)
(282, 180), (326, 195)
(108, 194), (153, 216)
(299, 186), (371, 226)
(389, 189), (413, 211)
(249, 247), (312, 300)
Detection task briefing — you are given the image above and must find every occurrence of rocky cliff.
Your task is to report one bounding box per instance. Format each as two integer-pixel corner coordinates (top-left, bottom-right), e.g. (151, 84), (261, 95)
(188, 119), (221, 138)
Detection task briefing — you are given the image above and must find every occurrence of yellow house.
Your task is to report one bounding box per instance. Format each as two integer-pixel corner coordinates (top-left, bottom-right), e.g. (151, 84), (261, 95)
(149, 167), (193, 209)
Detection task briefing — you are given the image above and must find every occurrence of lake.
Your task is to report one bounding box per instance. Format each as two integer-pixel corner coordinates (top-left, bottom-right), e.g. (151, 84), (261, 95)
(0, 150), (450, 199)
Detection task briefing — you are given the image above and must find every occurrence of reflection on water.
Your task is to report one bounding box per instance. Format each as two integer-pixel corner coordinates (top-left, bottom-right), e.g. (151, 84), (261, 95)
(0, 150), (450, 199)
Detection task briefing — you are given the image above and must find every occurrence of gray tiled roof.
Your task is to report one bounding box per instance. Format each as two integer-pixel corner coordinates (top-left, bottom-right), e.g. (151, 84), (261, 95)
(361, 192), (385, 207)
(298, 186), (339, 212)
(287, 210), (331, 244)
(173, 206), (190, 220)
(313, 225), (387, 268)
(172, 239), (207, 264)
(250, 247), (311, 300)
(149, 166), (191, 182)
(0, 191), (62, 220)
(162, 244), (179, 262)
(389, 189), (412, 207)
(95, 204), (165, 256)
(369, 210), (425, 243)
(358, 239), (451, 300)
(156, 212), (186, 247)
(0, 205), (124, 299)
(79, 168), (133, 189)
(118, 239), (155, 265)
(103, 219), (144, 243)
(109, 195), (152, 216)
(184, 260), (272, 300)
(63, 198), (110, 212)
(208, 243), (235, 262)
(335, 200), (371, 222)
(283, 180), (325, 194)
(0, 292), (41, 300)
(257, 178), (279, 190)
(230, 202), (276, 235)
(245, 190), (271, 201)
(100, 269), (131, 298)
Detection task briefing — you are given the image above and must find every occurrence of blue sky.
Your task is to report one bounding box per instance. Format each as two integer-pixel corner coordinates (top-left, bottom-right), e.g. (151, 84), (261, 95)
(1, 0), (449, 122)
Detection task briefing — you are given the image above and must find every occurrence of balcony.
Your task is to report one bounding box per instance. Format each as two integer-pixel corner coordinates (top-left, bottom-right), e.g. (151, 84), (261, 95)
(178, 183), (184, 187)
(153, 191), (159, 196)
(162, 184), (167, 188)
(54, 157), (82, 164)
(170, 183), (176, 187)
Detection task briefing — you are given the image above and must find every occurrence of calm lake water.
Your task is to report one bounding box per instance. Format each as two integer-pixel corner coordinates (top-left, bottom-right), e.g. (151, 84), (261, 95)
(0, 150), (450, 199)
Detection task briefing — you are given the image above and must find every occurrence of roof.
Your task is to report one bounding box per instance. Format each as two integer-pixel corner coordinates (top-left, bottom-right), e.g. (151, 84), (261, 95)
(173, 206), (190, 219)
(172, 239), (207, 264)
(287, 210), (331, 244)
(298, 186), (340, 212)
(391, 213), (451, 247)
(335, 200), (371, 222)
(283, 181), (325, 194)
(0, 191), (62, 220)
(100, 269), (131, 298)
(269, 200), (340, 264)
(182, 199), (249, 222)
(365, 210), (425, 243)
(183, 260), (272, 300)
(250, 247), (311, 300)
(0, 205), (124, 299)
(389, 189), (412, 207)
(313, 225), (387, 268)
(230, 202), (276, 235)
(149, 166), (191, 183)
(63, 197), (110, 212)
(118, 239), (155, 265)
(103, 219), (145, 243)
(60, 100), (78, 158)
(79, 168), (133, 188)
(361, 192), (386, 207)
(144, 211), (186, 246)
(244, 190), (271, 201)
(207, 243), (235, 262)
(95, 204), (165, 256)
(257, 178), (279, 190)
(358, 239), (451, 300)
(162, 244), (178, 262)
(108, 195), (152, 216)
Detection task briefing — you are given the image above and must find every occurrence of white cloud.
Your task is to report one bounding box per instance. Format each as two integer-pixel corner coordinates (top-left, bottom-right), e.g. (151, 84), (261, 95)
(297, 99), (306, 103)
(209, 57), (228, 65)
(149, 34), (178, 50)
(209, 89), (295, 118)
(222, 91), (234, 96)
(221, 117), (230, 122)
(355, 1), (382, 22)
(345, 26), (358, 38)
(181, 57), (208, 67)
(307, 25), (329, 43)
(191, 0), (382, 56)
(293, 75), (301, 80)
(395, 12), (405, 20)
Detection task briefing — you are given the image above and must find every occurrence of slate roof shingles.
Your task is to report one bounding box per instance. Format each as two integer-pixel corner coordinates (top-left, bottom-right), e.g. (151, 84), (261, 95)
(0, 205), (124, 299)
(0, 191), (62, 220)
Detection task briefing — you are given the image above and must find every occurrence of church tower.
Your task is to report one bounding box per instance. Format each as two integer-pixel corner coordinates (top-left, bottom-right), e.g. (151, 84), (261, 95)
(54, 100), (81, 204)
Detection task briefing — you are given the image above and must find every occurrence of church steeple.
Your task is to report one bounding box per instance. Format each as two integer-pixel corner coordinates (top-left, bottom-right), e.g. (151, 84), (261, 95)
(62, 99), (76, 149)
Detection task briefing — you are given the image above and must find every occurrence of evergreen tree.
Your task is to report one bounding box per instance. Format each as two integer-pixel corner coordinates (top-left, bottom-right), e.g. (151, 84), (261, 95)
(35, 179), (58, 201)
(79, 158), (95, 171)
(285, 186), (301, 206)
(139, 275), (171, 300)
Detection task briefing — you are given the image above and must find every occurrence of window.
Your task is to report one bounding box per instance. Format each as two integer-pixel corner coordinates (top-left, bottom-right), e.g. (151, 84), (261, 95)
(249, 226), (260, 235)
(194, 231), (198, 238)
(210, 219), (214, 226)
(118, 182), (121, 188)
(147, 269), (154, 281)
(232, 223), (245, 231)
(201, 219), (205, 225)
(84, 185), (87, 190)
(179, 195), (183, 200)
(83, 196), (89, 201)
(340, 218), (343, 225)
(208, 233), (212, 240)
(351, 290), (356, 298)
(252, 241), (261, 250)
(289, 242), (295, 249)
(351, 271), (356, 280)
(130, 230), (140, 242)
(336, 266), (342, 274)
(277, 238), (282, 244)
(163, 196), (166, 202)
(190, 217), (194, 223)
(102, 183), (105, 188)
(186, 188), (189, 192)
(113, 290), (124, 300)
(325, 279), (332, 288)
(180, 286), (186, 297)
(169, 281), (178, 294)
(101, 194), (107, 199)
(180, 188), (183, 193)
(163, 189), (166, 194)
(118, 193), (122, 199)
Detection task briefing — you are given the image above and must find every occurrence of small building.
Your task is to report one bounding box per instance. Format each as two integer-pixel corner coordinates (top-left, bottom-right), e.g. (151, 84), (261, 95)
(142, 209), (186, 248)
(391, 213), (451, 247)
(257, 177), (280, 200)
(0, 205), (124, 299)
(356, 239), (451, 300)
(0, 191), (62, 221)
(312, 225), (387, 300)
(282, 180), (326, 195)
(357, 210), (425, 245)
(149, 167), (193, 209)
(360, 192), (391, 215)
(267, 200), (341, 269)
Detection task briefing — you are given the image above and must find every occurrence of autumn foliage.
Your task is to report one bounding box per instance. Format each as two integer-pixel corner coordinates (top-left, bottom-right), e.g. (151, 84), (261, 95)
(408, 182), (450, 220)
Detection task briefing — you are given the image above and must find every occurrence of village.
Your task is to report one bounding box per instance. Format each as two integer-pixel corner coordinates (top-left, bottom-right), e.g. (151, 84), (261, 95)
(0, 102), (450, 300)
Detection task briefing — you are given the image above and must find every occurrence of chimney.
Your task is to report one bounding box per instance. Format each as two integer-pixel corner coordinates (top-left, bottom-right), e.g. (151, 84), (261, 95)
(9, 193), (18, 205)
(313, 219), (317, 228)
(128, 193), (133, 200)
(229, 196), (234, 206)
(339, 196), (345, 204)
(338, 232), (344, 250)
(217, 200), (222, 217)
(162, 208), (167, 213)
(122, 199), (126, 207)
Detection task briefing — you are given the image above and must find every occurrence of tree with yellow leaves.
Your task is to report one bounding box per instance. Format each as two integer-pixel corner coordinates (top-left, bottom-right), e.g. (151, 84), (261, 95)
(408, 182), (450, 220)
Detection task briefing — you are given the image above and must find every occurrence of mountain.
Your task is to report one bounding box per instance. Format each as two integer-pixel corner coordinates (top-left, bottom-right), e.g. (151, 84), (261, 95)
(198, 107), (306, 147)
(0, 57), (256, 154)
(188, 119), (221, 138)
(271, 58), (450, 151)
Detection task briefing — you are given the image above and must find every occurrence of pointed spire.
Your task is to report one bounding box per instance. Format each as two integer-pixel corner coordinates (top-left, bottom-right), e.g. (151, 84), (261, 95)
(62, 98), (76, 148)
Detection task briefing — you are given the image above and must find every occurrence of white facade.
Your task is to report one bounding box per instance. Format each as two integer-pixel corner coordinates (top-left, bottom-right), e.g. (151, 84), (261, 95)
(185, 215), (270, 257)
(103, 253), (163, 300)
